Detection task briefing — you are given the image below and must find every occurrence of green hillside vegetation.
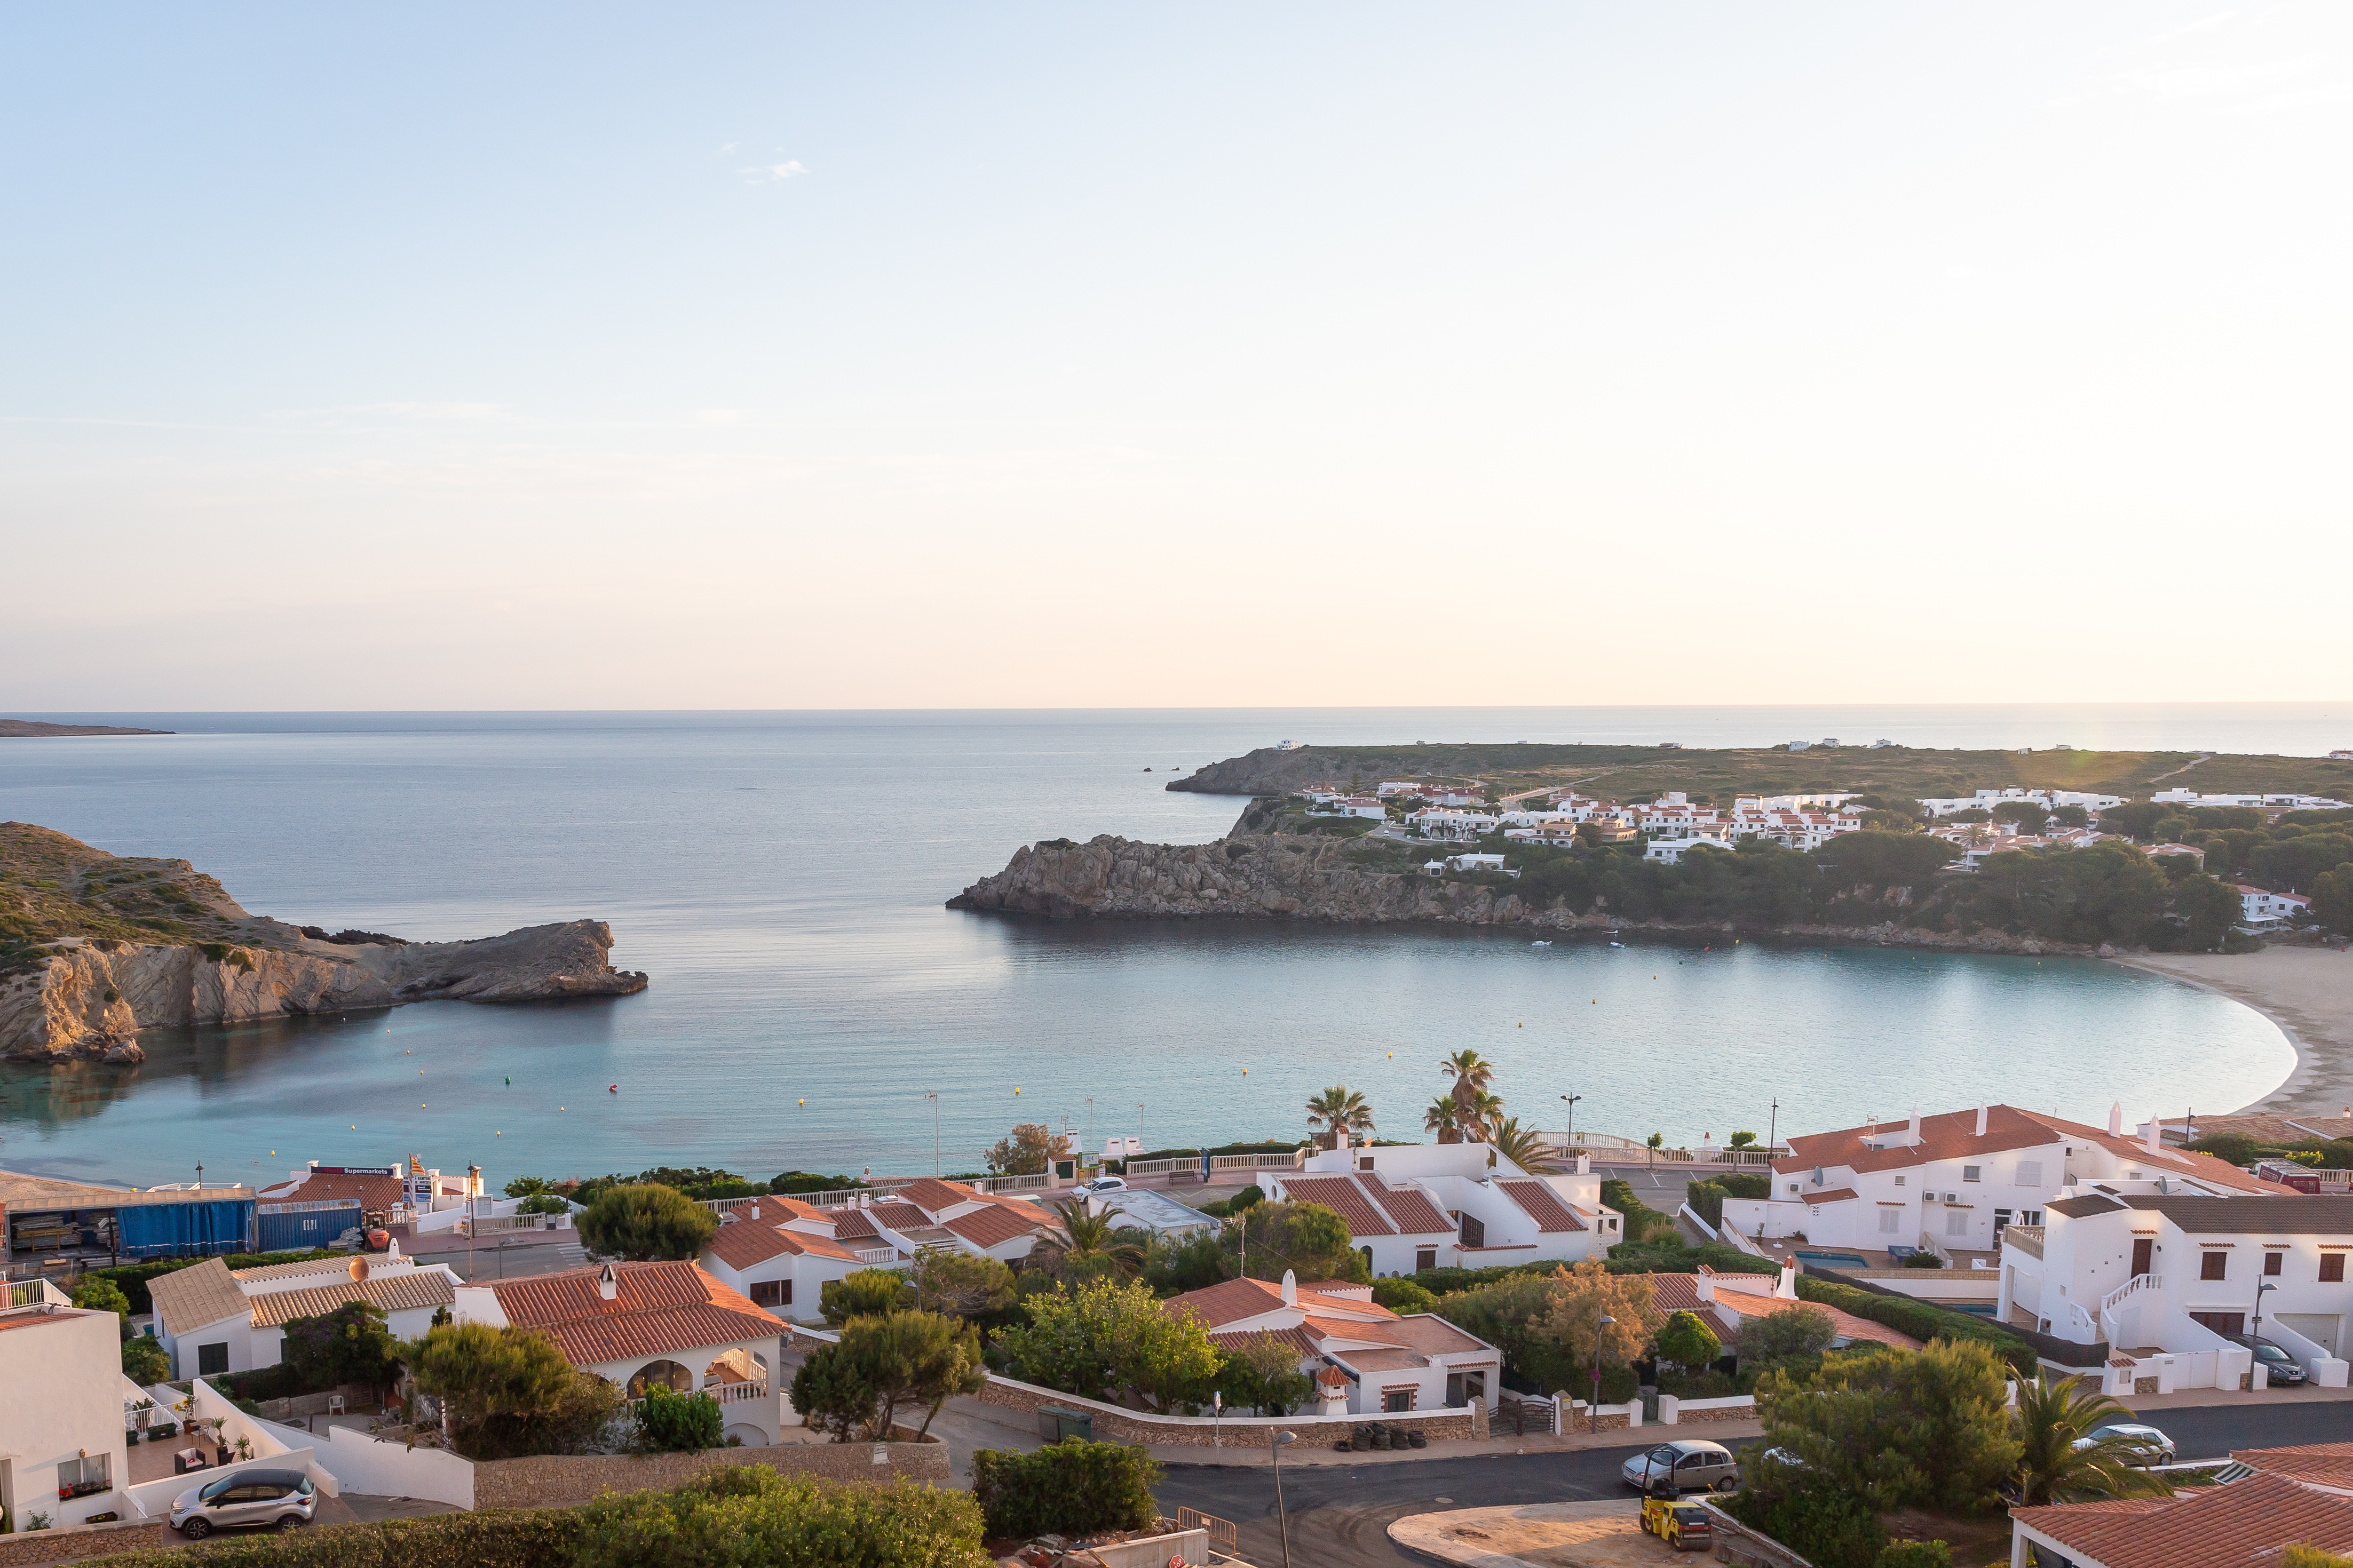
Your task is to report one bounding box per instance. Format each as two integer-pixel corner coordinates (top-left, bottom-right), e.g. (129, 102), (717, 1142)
(0, 821), (252, 975)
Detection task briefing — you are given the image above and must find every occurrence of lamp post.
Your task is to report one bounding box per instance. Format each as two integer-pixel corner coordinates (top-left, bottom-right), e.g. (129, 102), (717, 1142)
(1768, 1097), (1779, 1157)
(1137, 1102), (1146, 1161)
(1270, 1429), (1295, 1568)
(2255, 1278), (2279, 1348)
(1591, 1311), (1614, 1433)
(924, 1092), (940, 1177)
(1560, 1094), (1581, 1159)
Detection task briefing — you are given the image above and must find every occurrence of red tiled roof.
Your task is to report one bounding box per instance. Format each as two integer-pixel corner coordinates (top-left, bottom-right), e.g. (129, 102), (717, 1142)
(1709, 1278), (1918, 1350)
(765, 1196), (831, 1223)
(1164, 1276), (1398, 1331)
(256, 1171), (404, 1212)
(1210, 1325), (1321, 1358)
(2237, 1442), (2353, 1491)
(1281, 1175), (1398, 1236)
(1496, 1179), (1587, 1233)
(831, 1208), (882, 1241)
(2013, 1471), (2353, 1566)
(706, 1217), (860, 1270)
(491, 1262), (783, 1367)
(865, 1201), (937, 1233)
(942, 1203), (1050, 1249)
(1373, 1182), (1454, 1234)
(248, 1270), (456, 1328)
(896, 1178), (983, 1215)
(1773, 1104), (2290, 1197)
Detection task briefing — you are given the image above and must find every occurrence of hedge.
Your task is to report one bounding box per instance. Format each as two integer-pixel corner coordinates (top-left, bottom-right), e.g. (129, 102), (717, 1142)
(89, 1250), (346, 1316)
(970, 1439), (1162, 1540)
(575, 1468), (989, 1568)
(84, 1509), (586, 1568)
(1411, 1245), (1775, 1299)
(1794, 1276), (2036, 1376)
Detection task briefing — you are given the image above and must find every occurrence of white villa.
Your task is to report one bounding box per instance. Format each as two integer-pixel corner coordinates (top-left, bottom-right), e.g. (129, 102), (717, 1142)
(149, 1248), (461, 1381)
(2152, 790), (2352, 810)
(1265, 1137), (1621, 1276)
(0, 1285), (135, 1532)
(825, 1177), (1069, 1265)
(1408, 809), (1499, 841)
(1164, 1272), (1502, 1416)
(2237, 885), (2311, 928)
(700, 1195), (875, 1324)
(1916, 789), (2126, 819)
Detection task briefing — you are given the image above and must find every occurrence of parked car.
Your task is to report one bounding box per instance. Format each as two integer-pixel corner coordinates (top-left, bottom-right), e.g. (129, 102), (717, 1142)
(2231, 1335), (2311, 1386)
(169, 1469), (316, 1539)
(1082, 1176), (1128, 1194)
(2077, 1423), (2175, 1465)
(1622, 1439), (1739, 1494)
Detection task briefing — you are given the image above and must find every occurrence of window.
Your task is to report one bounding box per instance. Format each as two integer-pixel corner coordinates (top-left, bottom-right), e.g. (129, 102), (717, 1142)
(1458, 1214), (1486, 1248)
(2016, 1160), (2044, 1187)
(2326, 1254), (2347, 1284)
(2265, 1253), (2285, 1277)
(1894, 1176), (1905, 1187)
(2201, 1252), (2228, 1281)
(1382, 1388), (1414, 1413)
(1879, 1208), (1900, 1235)
(750, 1279), (790, 1309)
(1946, 1210), (1968, 1238)
(2022, 1209), (2043, 1227)
(57, 1453), (110, 1498)
(1994, 1209), (2014, 1233)
(1416, 1247), (1438, 1272)
(1961, 1166), (1982, 1183)
(197, 1342), (229, 1376)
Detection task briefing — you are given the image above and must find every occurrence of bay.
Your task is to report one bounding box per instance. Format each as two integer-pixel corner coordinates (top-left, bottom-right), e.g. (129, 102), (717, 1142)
(0, 707), (2310, 1189)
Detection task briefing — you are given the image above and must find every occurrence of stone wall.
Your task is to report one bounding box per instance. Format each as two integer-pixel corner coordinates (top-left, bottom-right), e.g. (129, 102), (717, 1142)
(472, 1442), (948, 1512)
(1672, 1404), (1755, 1424)
(972, 1372), (1475, 1448)
(0, 1519), (169, 1567)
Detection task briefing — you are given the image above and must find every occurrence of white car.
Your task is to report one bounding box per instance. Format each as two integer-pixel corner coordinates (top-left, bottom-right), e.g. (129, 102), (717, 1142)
(1082, 1176), (1128, 1194)
(2076, 1423), (2175, 1466)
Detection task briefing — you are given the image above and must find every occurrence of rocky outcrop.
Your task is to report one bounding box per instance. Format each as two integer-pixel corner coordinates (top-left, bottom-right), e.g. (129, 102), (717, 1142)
(947, 833), (2107, 958)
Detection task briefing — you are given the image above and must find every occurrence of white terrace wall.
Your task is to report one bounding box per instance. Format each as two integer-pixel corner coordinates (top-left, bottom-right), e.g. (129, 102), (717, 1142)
(316, 1425), (477, 1508)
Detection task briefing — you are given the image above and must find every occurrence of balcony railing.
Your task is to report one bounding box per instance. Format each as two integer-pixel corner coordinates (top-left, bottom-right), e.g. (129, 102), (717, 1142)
(701, 1379), (770, 1406)
(854, 1247), (899, 1265)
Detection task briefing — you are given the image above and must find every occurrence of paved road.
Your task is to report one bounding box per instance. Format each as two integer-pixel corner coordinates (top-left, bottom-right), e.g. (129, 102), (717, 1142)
(1153, 1399), (2353, 1568)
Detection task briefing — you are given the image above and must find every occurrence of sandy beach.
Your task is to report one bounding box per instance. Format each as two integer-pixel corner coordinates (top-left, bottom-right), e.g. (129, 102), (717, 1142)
(2114, 947), (2353, 1116)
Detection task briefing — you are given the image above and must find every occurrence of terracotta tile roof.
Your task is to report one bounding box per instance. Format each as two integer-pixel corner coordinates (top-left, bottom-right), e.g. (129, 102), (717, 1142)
(2013, 1471), (2353, 1566)
(942, 1203), (1051, 1249)
(865, 1201), (936, 1233)
(232, 1256), (376, 1285)
(149, 1259), (249, 1337)
(1209, 1325), (1321, 1358)
(1373, 1182), (1453, 1235)
(896, 1178), (983, 1215)
(831, 1208), (882, 1241)
(2126, 1195), (2353, 1235)
(1165, 1276), (1399, 1331)
(1496, 1179), (1588, 1232)
(490, 1262), (783, 1368)
(1281, 1175), (1398, 1236)
(706, 1216), (858, 1269)
(256, 1171), (403, 1212)
(1647, 1273), (1706, 1315)
(248, 1270), (456, 1328)
(2236, 1442), (2353, 1490)
(1303, 1313), (1403, 1344)
(763, 1196), (832, 1223)
(1710, 1278), (1919, 1350)
(1772, 1104), (2288, 1195)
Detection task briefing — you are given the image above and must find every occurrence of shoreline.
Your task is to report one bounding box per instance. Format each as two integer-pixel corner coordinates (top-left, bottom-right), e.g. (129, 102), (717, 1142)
(2106, 947), (2353, 1117)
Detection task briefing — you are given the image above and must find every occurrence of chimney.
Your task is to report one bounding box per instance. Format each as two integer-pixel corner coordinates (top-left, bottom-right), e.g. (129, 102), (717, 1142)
(746, 1203), (759, 1221)
(1576, 1153), (1591, 1176)
(2108, 1102), (2124, 1137)
(1695, 1266), (1716, 1303)
(1907, 1108), (1922, 1144)
(1334, 1128), (1349, 1151)
(1777, 1257), (1799, 1301)
(598, 1262), (618, 1302)
(2144, 1118), (2160, 1155)
(1280, 1270), (1297, 1307)
(1975, 1103), (1988, 1138)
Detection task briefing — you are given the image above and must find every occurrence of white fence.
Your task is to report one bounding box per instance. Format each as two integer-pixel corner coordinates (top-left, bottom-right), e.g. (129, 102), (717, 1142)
(315, 1423), (476, 1508)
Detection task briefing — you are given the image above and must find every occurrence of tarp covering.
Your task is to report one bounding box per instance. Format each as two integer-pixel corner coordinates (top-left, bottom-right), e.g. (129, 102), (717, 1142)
(258, 1204), (361, 1252)
(116, 1198), (255, 1257)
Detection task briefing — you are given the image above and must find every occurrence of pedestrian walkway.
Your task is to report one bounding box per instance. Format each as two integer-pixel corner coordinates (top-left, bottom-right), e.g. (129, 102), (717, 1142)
(1388, 1500), (1667, 1567)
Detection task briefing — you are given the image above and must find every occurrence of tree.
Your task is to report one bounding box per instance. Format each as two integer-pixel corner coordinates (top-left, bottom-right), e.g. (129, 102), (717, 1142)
(69, 1275), (131, 1333)
(985, 1123), (1070, 1177)
(1735, 1304), (1839, 1379)
(912, 1250), (1016, 1319)
(1304, 1085), (1376, 1149)
(1727, 1131), (1758, 1149)
(628, 1384), (724, 1453)
(1489, 1117), (1555, 1172)
(1140, 1231), (1228, 1296)
(2284, 1549), (2353, 1568)
(1370, 1278), (1438, 1314)
(282, 1300), (403, 1396)
(576, 1465), (990, 1568)
(122, 1335), (171, 1385)
(2315, 866), (2353, 937)
(994, 1277), (1221, 1413)
(1044, 1200), (1150, 1282)
(502, 1175), (554, 1199)
(1216, 1330), (1312, 1415)
(516, 1192), (570, 1215)
(821, 1267), (913, 1325)
(2009, 1373), (2175, 1506)
(1539, 1260), (1662, 1388)
(841, 1310), (987, 1440)
(2174, 873), (2243, 950)
(1440, 1049), (1495, 1132)
(405, 1323), (624, 1459)
(1423, 1095), (1463, 1145)
(1752, 1339), (2020, 1517)
(1991, 801), (2050, 833)
(1467, 1088), (1507, 1142)
(576, 1183), (717, 1261)
(1231, 1201), (1366, 1284)
(790, 1342), (884, 1442)
(1654, 1310), (1722, 1371)
(971, 1440), (1162, 1541)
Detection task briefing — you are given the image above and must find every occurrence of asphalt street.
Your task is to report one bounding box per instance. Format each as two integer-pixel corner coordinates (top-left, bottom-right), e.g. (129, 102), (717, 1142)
(1152, 1399), (2353, 1568)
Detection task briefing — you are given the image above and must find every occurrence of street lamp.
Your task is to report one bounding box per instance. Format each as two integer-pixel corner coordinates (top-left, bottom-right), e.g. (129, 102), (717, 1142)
(1270, 1429), (1295, 1568)
(1560, 1094), (1582, 1157)
(1768, 1097), (1779, 1157)
(923, 1092), (941, 1177)
(1591, 1311), (1614, 1433)
(2255, 1279), (2279, 1352)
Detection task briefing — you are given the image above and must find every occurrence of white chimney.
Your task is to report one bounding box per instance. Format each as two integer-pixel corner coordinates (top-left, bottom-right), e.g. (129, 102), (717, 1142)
(1334, 1128), (1349, 1151)
(1280, 1270), (1297, 1307)
(1975, 1103), (1988, 1138)
(2144, 1118), (2160, 1155)
(386, 1238), (401, 1260)
(1576, 1153), (1591, 1176)
(598, 1262), (619, 1302)
(2108, 1102), (2124, 1137)
(1777, 1258), (1799, 1301)
(1695, 1266), (1716, 1303)
(746, 1203), (759, 1221)
(1908, 1108), (1922, 1144)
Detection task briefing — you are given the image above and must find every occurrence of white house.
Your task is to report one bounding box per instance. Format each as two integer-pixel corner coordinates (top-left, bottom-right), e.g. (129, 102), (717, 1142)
(0, 1285), (133, 1531)
(149, 1249), (460, 1381)
(1917, 789), (2126, 820)
(1088, 1188), (1219, 1240)
(1645, 837), (1733, 865)
(1164, 1272), (1502, 1416)
(1267, 1139), (1621, 1276)
(2237, 885), (2311, 928)
(2002, 1193), (2353, 1394)
(1721, 1103), (2289, 1263)
(700, 1196), (873, 1324)
(828, 1178), (1068, 1265)
(1421, 853), (1509, 875)
(1408, 809), (1499, 841)
(461, 1260), (787, 1447)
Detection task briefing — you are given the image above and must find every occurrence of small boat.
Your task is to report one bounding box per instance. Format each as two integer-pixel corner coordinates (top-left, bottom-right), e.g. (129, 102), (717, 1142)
(1530, 940), (1551, 948)
(1609, 941), (1626, 949)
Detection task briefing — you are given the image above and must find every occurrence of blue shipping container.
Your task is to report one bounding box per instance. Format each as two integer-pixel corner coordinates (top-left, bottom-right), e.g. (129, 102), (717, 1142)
(115, 1198), (255, 1257)
(258, 1205), (362, 1252)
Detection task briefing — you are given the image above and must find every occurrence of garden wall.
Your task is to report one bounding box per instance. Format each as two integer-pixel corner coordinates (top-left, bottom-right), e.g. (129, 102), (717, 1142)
(470, 1442), (949, 1511)
(0, 1521), (169, 1568)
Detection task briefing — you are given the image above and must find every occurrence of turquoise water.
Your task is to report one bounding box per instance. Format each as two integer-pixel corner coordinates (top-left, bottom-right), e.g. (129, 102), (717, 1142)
(0, 710), (2301, 1190)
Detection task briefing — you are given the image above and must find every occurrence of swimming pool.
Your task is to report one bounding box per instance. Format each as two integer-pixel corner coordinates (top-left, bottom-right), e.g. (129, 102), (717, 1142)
(1795, 1250), (1871, 1269)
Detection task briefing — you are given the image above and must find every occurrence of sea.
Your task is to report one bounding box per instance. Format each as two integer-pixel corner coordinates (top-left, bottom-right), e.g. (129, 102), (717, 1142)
(1, 705), (2334, 1192)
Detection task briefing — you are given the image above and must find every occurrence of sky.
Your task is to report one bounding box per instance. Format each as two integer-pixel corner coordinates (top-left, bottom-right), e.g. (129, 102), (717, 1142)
(2, 5), (2347, 711)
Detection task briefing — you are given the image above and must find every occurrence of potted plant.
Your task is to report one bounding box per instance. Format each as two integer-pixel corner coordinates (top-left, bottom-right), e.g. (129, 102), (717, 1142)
(132, 1399), (154, 1432)
(148, 1421), (177, 1442)
(234, 1436), (252, 1460)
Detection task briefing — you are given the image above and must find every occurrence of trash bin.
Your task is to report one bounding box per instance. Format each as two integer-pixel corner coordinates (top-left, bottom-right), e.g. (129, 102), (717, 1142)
(1037, 1405), (1095, 1443)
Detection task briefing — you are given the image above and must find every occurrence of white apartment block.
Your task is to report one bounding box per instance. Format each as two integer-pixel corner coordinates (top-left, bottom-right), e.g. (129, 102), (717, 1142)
(1267, 1137), (1621, 1277)
(1734, 792), (1862, 812)
(1409, 809), (1499, 841)
(1918, 789), (2126, 819)
(1645, 837), (1733, 865)
(2152, 791), (2352, 810)
(2237, 886), (2311, 928)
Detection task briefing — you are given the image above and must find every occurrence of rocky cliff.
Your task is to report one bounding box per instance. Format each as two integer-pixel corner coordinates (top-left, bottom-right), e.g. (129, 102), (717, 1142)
(946, 832), (2108, 958)
(0, 822), (647, 1065)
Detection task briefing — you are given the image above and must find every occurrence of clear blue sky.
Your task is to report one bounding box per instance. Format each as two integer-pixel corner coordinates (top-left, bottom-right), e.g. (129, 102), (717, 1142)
(4, 5), (2347, 708)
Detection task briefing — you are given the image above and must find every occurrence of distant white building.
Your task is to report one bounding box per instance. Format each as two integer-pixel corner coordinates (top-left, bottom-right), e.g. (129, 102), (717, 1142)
(1422, 853), (1509, 875)
(1916, 789), (2126, 819)
(1409, 808), (1498, 841)
(2237, 885), (2311, 928)
(2152, 791), (2352, 811)
(1733, 792), (1862, 813)
(1645, 837), (1733, 865)
(1163, 1273), (1501, 1417)
(1268, 1138), (1622, 1276)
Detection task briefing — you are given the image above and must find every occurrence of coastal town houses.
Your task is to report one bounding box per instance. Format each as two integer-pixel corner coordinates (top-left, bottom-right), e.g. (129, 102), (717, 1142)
(824, 1178), (1068, 1266)
(149, 1248), (460, 1381)
(1917, 788), (2126, 819)
(456, 1260), (788, 1446)
(0, 1283), (134, 1532)
(1164, 1271), (1503, 1416)
(1407, 808), (1499, 841)
(2237, 884), (2311, 928)
(2009, 1456), (2353, 1567)
(1644, 836), (1732, 865)
(1265, 1136), (1620, 1276)
(252, 1158), (476, 1246)
(1720, 1102), (2289, 1264)
(2153, 790), (2353, 811)
(699, 1196), (871, 1324)
(2001, 1194), (2353, 1392)
(1647, 1264), (1921, 1358)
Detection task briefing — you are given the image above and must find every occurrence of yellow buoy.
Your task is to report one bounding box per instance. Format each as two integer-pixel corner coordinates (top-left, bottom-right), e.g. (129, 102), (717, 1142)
(1242, 1068), (1249, 1076)
(1015, 1088), (1021, 1095)
(798, 1099), (805, 1106)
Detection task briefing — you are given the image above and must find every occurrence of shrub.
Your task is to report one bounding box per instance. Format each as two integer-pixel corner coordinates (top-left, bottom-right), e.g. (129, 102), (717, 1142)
(70, 1274), (132, 1327)
(516, 1193), (569, 1215)
(1732, 1487), (1885, 1568)
(574, 1466), (989, 1568)
(822, 1268), (913, 1326)
(630, 1386), (724, 1453)
(1794, 1277), (2036, 1376)
(970, 1440), (1162, 1540)
(1684, 1180), (1728, 1230)
(576, 1184), (717, 1261)
(1878, 1540), (1953, 1567)
(1370, 1278), (1438, 1315)
(281, 1301), (403, 1397)
(83, 1508), (588, 1568)
(122, 1335), (171, 1385)
(1654, 1310), (1722, 1371)
(404, 1323), (624, 1459)
(1900, 1252), (1944, 1269)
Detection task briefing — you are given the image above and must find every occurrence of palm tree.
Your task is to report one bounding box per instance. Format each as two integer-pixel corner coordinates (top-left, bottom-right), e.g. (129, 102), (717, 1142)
(1488, 1117), (1557, 1173)
(1467, 1088), (1507, 1143)
(1423, 1095), (1463, 1145)
(1305, 1086), (1375, 1150)
(2010, 1374), (2175, 1506)
(1048, 1200), (1148, 1280)
(1440, 1049), (1494, 1129)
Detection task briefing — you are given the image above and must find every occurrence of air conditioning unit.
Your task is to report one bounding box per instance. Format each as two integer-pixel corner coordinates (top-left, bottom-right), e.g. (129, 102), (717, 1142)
(1944, 1192), (1959, 1203)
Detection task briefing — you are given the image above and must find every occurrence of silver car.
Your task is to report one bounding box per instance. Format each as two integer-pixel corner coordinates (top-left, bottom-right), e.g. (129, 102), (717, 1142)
(1621, 1439), (1739, 1495)
(169, 1468), (316, 1539)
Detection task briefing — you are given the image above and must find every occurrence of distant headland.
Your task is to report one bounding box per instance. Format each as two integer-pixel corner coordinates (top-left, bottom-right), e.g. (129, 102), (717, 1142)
(1, 719), (174, 737)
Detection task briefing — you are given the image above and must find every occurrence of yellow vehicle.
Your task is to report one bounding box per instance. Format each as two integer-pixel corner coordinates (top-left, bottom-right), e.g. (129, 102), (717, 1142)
(1641, 1494), (1715, 1553)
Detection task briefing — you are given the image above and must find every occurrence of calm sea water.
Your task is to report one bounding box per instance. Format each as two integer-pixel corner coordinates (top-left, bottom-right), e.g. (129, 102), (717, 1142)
(0, 708), (2315, 1190)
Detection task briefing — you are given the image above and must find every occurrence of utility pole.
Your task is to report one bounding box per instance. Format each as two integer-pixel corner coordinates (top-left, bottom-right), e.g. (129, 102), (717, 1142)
(1768, 1097), (1779, 1157)
(466, 1164), (480, 1278)
(1137, 1102), (1146, 1159)
(1271, 1429), (1295, 1568)
(924, 1092), (941, 1176)
(1086, 1097), (1095, 1173)
(1591, 1308), (1614, 1432)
